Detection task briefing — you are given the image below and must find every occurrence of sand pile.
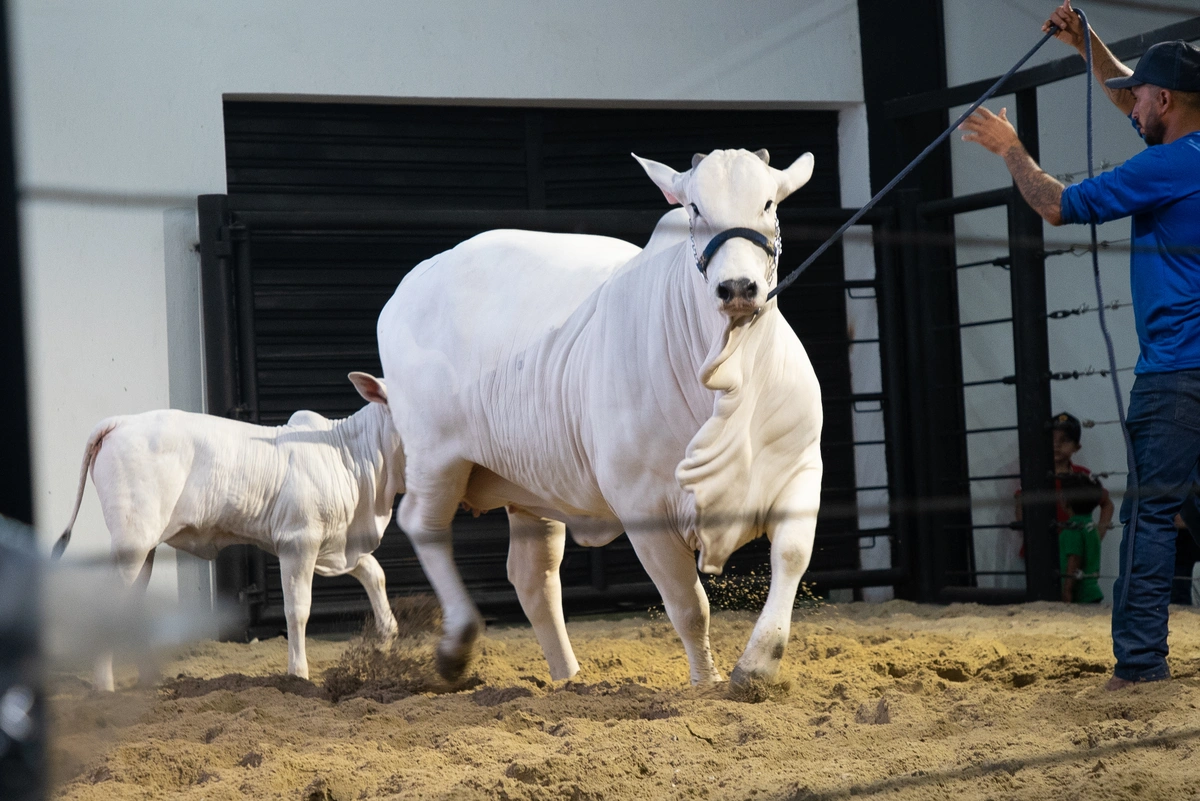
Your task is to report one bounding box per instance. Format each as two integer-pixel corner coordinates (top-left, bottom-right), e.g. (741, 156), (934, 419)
(48, 600), (1200, 800)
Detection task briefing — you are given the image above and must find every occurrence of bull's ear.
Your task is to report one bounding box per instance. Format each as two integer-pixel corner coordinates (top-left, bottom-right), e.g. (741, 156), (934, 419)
(349, 372), (388, 405)
(632, 153), (687, 206)
(773, 152), (814, 203)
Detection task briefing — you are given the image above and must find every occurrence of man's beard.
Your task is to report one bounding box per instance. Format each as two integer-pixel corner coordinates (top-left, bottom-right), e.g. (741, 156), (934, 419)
(1140, 107), (1166, 146)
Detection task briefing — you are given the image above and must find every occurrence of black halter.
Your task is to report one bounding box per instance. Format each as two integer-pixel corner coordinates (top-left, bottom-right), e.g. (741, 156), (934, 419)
(695, 227), (777, 278)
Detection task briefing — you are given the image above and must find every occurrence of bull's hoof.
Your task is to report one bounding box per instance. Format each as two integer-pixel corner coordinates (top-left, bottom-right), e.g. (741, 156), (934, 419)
(729, 665), (760, 688)
(435, 618), (483, 682)
(435, 644), (472, 682)
(728, 665), (790, 703)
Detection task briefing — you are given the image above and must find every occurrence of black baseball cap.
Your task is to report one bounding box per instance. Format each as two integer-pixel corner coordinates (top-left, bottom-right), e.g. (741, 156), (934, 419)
(1051, 412), (1082, 444)
(1105, 40), (1200, 92)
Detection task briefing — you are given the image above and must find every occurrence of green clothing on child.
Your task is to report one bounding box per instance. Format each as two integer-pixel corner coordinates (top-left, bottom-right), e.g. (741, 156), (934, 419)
(1059, 514), (1104, 603)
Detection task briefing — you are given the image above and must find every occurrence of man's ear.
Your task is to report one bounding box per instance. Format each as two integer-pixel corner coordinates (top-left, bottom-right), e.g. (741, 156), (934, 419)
(349, 372), (388, 405)
(772, 152), (815, 204)
(633, 153), (688, 206)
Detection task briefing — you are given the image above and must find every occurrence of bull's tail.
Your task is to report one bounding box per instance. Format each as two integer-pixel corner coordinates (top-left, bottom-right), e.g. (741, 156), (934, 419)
(52, 419), (119, 559)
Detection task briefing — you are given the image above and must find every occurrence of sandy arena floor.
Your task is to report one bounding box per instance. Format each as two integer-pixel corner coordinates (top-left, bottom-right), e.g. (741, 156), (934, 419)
(47, 600), (1200, 801)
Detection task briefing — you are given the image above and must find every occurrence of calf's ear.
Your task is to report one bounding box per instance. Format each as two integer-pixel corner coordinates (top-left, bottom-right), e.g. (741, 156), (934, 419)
(773, 152), (815, 203)
(349, 372), (388, 405)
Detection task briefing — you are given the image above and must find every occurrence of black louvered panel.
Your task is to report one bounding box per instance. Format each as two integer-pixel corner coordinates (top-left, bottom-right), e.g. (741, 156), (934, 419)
(226, 103), (530, 211)
(247, 230), (472, 425)
(541, 109), (841, 210)
(223, 101), (861, 628)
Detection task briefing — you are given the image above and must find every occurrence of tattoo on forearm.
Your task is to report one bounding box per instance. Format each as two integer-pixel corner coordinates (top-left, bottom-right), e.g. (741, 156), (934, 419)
(1085, 37), (1136, 112)
(1004, 144), (1065, 224)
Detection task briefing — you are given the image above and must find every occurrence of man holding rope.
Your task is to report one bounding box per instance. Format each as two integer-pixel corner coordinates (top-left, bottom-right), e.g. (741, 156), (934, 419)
(960, 0), (1200, 690)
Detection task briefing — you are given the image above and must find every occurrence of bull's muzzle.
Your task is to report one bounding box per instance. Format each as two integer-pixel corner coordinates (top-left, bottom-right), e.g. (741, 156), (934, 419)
(716, 278), (760, 316)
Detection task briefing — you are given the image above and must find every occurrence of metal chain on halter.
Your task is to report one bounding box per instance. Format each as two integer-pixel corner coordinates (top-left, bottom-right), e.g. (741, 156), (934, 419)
(689, 213), (702, 279)
(770, 213), (782, 283)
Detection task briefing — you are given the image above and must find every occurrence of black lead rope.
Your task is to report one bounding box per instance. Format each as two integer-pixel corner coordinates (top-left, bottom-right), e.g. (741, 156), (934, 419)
(767, 26), (1060, 300)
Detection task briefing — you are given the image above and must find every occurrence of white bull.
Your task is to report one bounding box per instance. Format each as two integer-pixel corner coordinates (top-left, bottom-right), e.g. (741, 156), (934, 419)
(378, 148), (822, 686)
(54, 373), (403, 689)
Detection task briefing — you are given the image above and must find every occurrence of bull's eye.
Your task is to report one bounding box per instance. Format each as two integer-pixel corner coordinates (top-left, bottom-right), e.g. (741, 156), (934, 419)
(764, 199), (773, 212)
(690, 203), (701, 218)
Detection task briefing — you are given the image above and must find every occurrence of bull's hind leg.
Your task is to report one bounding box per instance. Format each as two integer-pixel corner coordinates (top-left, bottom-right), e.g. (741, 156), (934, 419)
(506, 509), (579, 680)
(627, 528), (721, 684)
(396, 459), (483, 681)
(730, 466), (821, 688)
(350, 554), (398, 641)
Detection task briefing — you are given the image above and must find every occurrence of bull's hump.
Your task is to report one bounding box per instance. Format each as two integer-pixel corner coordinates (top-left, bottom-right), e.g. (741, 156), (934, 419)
(393, 229), (640, 372)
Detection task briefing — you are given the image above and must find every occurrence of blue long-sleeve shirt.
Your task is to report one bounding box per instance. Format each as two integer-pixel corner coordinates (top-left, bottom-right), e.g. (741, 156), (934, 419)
(1060, 129), (1200, 374)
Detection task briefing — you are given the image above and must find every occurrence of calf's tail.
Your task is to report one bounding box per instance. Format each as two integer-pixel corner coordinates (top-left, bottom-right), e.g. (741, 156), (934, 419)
(52, 420), (119, 559)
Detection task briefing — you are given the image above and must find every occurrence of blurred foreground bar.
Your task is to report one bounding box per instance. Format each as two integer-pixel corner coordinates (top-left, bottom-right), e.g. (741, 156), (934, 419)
(0, 517), (43, 801)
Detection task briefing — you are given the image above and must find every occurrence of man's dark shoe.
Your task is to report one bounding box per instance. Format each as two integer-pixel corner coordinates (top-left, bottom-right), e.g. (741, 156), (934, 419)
(1105, 674), (1168, 691)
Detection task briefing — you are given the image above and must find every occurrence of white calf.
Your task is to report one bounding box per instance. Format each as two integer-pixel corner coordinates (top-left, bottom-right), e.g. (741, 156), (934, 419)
(54, 373), (404, 689)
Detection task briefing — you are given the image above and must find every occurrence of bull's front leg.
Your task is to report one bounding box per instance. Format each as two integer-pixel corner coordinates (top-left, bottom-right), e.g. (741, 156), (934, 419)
(627, 527), (721, 684)
(730, 467), (820, 687)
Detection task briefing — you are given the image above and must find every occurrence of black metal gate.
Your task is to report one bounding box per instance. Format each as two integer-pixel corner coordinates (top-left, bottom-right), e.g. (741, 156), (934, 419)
(201, 101), (903, 637)
(881, 16), (1200, 603)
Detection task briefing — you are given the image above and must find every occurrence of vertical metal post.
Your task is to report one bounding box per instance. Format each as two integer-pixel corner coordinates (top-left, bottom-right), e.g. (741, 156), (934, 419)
(198, 196), (254, 638)
(0, 7), (41, 794)
(0, 0), (30, 528)
(916, 203), (975, 599)
(894, 189), (938, 599)
(1009, 88), (1058, 602)
(231, 224), (259, 423)
(875, 210), (912, 589)
(198, 195), (239, 419)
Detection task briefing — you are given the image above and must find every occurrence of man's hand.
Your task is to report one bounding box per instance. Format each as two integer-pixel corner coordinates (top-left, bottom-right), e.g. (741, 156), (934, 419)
(960, 106), (1065, 226)
(1044, 0), (1135, 115)
(1044, 0), (1085, 51)
(960, 106), (1020, 156)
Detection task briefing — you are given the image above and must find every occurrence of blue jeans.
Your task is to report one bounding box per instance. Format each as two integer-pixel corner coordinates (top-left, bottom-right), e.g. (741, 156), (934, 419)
(1112, 369), (1200, 681)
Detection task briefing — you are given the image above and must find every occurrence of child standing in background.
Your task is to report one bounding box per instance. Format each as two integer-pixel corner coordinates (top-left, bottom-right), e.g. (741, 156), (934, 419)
(1014, 412), (1116, 555)
(1057, 472), (1106, 604)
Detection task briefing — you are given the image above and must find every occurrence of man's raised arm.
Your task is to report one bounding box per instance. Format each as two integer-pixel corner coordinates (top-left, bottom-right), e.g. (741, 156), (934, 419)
(1045, 0), (1135, 115)
(960, 106), (1066, 226)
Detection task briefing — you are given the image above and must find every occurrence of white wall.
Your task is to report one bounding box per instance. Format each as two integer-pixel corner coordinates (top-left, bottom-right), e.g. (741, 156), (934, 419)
(943, 1), (1195, 599)
(11, 1), (867, 600)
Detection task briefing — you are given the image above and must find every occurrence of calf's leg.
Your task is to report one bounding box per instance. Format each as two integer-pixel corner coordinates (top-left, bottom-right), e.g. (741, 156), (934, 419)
(730, 467), (820, 687)
(350, 554), (398, 640)
(277, 542), (318, 679)
(627, 527), (721, 684)
(94, 546), (156, 692)
(506, 509), (578, 680)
